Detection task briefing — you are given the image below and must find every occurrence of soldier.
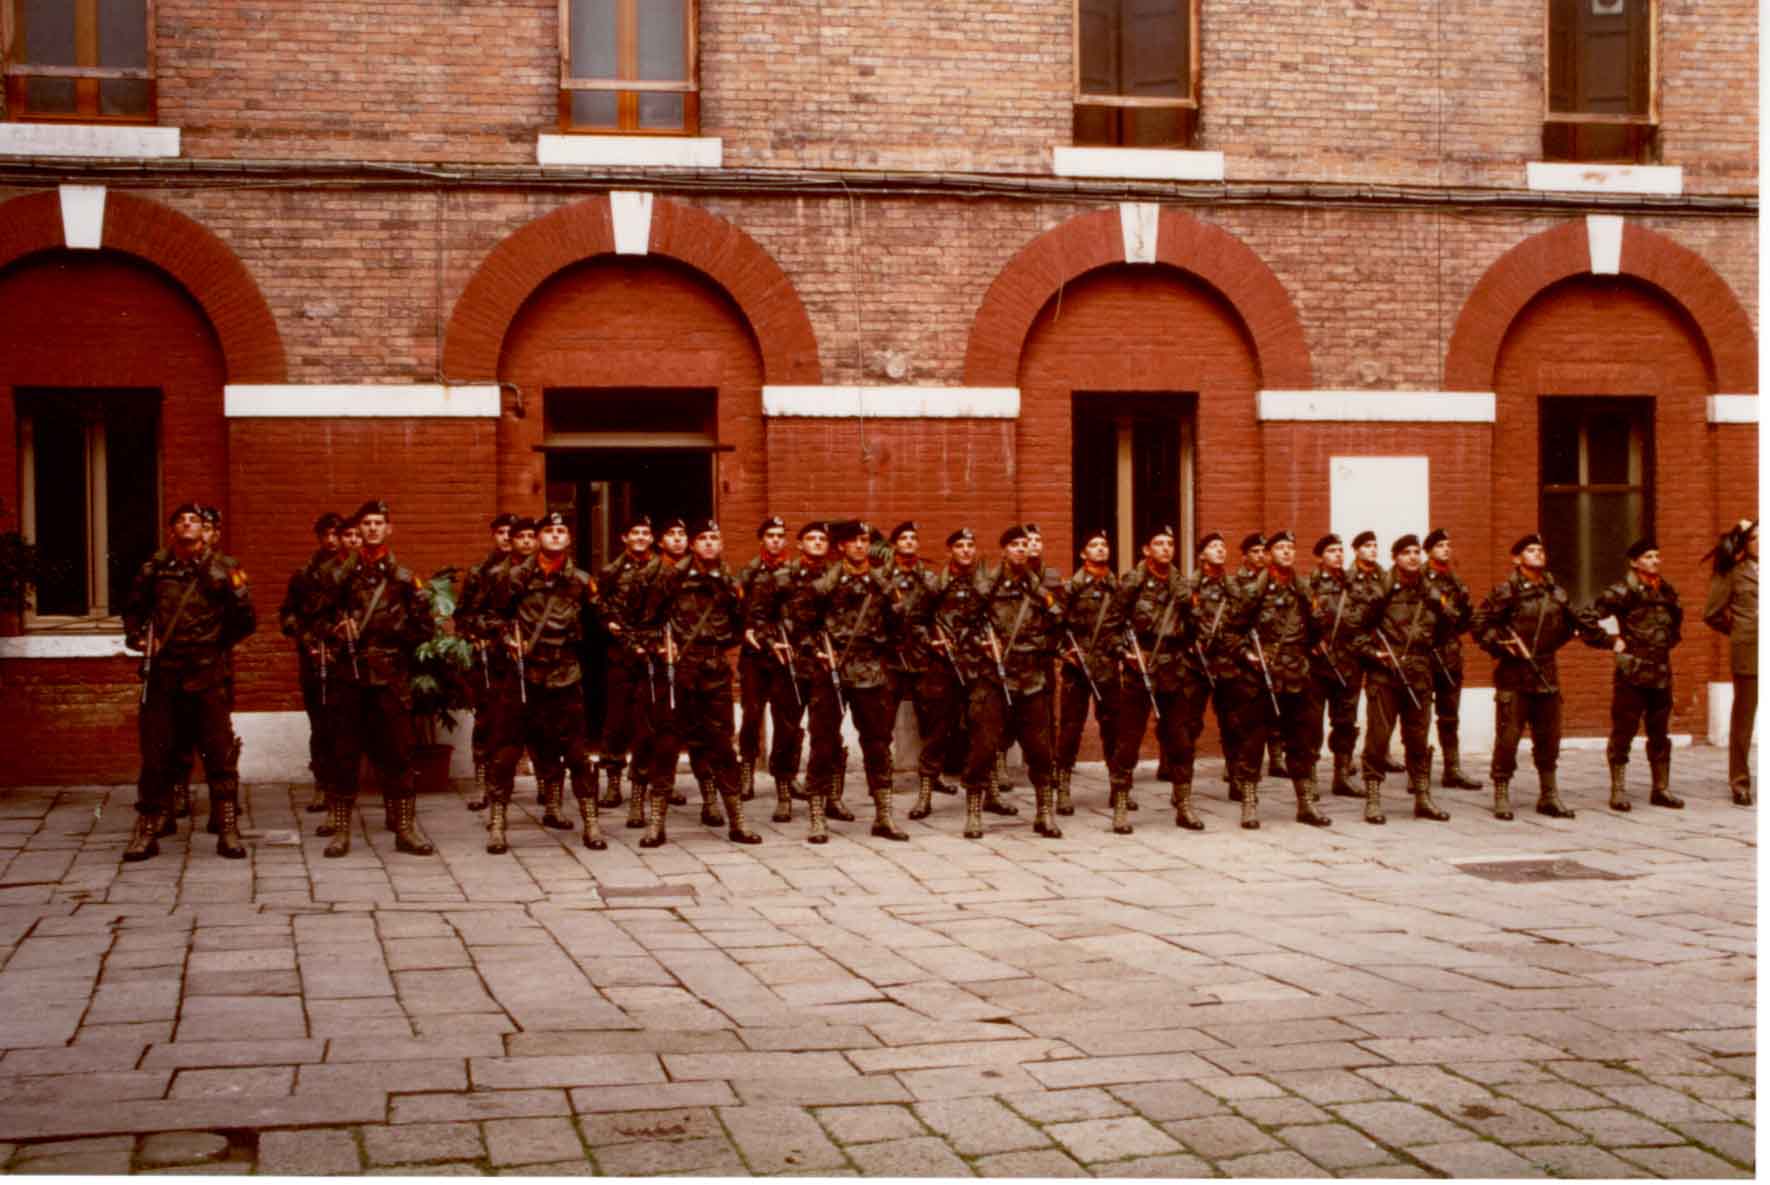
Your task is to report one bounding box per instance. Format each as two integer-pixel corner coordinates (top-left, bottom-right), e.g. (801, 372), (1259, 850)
(480, 511), (603, 851)
(1594, 539), (1683, 811)
(1349, 529), (1402, 775)
(1230, 532), (1286, 782)
(737, 516), (794, 804)
(319, 500), (436, 858)
(121, 503), (258, 861)
(907, 528), (982, 821)
(1471, 533), (1610, 820)
(458, 512), (515, 811)
(1306, 534), (1368, 801)
(650, 519), (702, 814)
(1422, 528), (1483, 790)
(881, 522), (958, 808)
(280, 511), (345, 818)
(164, 505), (241, 834)
(1054, 528), (1120, 818)
(597, 514), (660, 823)
(1357, 535), (1451, 824)
(639, 518), (763, 848)
(1107, 524), (1196, 834)
(749, 521), (833, 828)
(996, 523), (1064, 801)
(1222, 530), (1332, 830)
(1703, 519), (1757, 806)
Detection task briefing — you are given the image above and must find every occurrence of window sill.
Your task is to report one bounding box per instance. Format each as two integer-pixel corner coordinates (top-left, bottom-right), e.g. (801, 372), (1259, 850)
(1525, 162), (1682, 196)
(0, 122), (179, 158)
(536, 134), (722, 168)
(1051, 146), (1224, 181)
(0, 632), (131, 659)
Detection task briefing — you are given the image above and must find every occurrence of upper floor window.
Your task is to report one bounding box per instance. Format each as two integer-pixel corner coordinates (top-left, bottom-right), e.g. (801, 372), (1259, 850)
(3, 0), (154, 123)
(560, 0), (698, 135)
(1074, 0), (1198, 148)
(1545, 0), (1656, 163)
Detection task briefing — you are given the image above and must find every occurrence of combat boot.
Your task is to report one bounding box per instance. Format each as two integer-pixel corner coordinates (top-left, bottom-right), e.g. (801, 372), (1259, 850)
(1411, 772), (1449, 821)
(383, 795), (398, 835)
(1032, 780), (1062, 840)
(1173, 780), (1203, 831)
(577, 792), (607, 850)
(1492, 779), (1514, 821)
(983, 761), (1019, 816)
(698, 777), (725, 827)
(1228, 773), (1243, 803)
(307, 780), (330, 815)
(625, 779), (647, 829)
(963, 784), (986, 839)
(908, 775), (935, 821)
(808, 781), (831, 845)
(1649, 760), (1683, 809)
(1055, 767), (1074, 816)
(739, 758), (756, 802)
(213, 784), (247, 859)
(639, 785), (669, 849)
(467, 762), (488, 811)
(1535, 771), (1576, 819)
(1110, 776), (1133, 835)
(123, 812), (163, 862)
(1608, 764), (1631, 812)
(323, 796), (353, 858)
(994, 751), (1016, 794)
(870, 783), (909, 842)
(772, 775), (794, 823)
(722, 786), (762, 844)
(206, 793), (223, 836)
(391, 795), (435, 855)
(1733, 783), (1754, 806)
(486, 798), (510, 854)
(1240, 781), (1260, 830)
(1294, 777), (1331, 827)
(156, 806), (178, 838)
(1440, 737), (1483, 789)
(1267, 739), (1285, 780)
(541, 775), (574, 830)
(826, 763), (856, 823)
(171, 781), (193, 819)
(598, 764), (624, 808)
(1363, 777), (1386, 825)
(1331, 752), (1360, 798)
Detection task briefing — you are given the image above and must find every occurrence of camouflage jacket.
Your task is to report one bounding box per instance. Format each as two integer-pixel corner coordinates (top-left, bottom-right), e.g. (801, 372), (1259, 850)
(1304, 566), (1374, 685)
(1593, 571), (1681, 689)
(1185, 568), (1238, 682)
(455, 549), (506, 642)
(737, 552), (791, 658)
(643, 556), (745, 694)
(597, 549), (664, 665)
(1109, 562), (1192, 694)
(746, 558), (839, 685)
(489, 555), (597, 690)
(1057, 567), (1122, 688)
(278, 547), (340, 671)
(815, 561), (898, 690)
(920, 563), (985, 684)
(1358, 569), (1445, 692)
(1422, 562), (1477, 675)
(1222, 568), (1316, 695)
(953, 563), (1063, 694)
(882, 556), (939, 673)
(324, 549), (431, 692)
(1471, 569), (1609, 694)
(124, 546), (257, 692)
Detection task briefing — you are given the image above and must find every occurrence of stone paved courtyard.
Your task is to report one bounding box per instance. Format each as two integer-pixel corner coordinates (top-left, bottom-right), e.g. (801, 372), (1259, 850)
(0, 748), (1753, 1177)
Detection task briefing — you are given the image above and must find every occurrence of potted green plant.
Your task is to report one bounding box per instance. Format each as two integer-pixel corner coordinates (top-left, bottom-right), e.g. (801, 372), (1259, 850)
(408, 568), (475, 793)
(0, 501), (42, 635)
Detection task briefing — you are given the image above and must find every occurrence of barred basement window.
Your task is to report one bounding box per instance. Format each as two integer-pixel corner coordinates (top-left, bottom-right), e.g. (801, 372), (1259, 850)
(1539, 396), (1653, 605)
(2, 0), (155, 122)
(1545, 0), (1657, 163)
(16, 391), (160, 625)
(559, 0), (698, 135)
(1074, 0), (1198, 148)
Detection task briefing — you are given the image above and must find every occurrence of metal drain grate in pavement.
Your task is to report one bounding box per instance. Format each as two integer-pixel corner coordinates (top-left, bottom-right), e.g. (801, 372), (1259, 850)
(1453, 858), (1636, 883)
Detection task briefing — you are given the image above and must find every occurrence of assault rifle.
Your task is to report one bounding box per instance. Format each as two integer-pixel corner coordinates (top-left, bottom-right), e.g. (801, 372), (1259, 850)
(1249, 631), (1282, 716)
(982, 622), (1012, 706)
(932, 622), (968, 688)
(1062, 627), (1103, 705)
(1504, 627), (1557, 694)
(1375, 629), (1422, 710)
(819, 631), (848, 714)
(1124, 626), (1161, 721)
(139, 622), (155, 705)
(776, 624), (803, 707)
(663, 621), (678, 711)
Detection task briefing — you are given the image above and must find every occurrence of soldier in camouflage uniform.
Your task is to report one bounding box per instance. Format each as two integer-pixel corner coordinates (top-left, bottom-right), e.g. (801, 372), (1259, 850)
(318, 500), (435, 858)
(1054, 528), (1120, 818)
(1593, 539), (1683, 811)
(1107, 524), (1196, 834)
(748, 521), (833, 828)
(597, 514), (661, 822)
(737, 516), (796, 804)
(1348, 530), (1401, 775)
(1471, 533), (1610, 820)
(280, 511), (346, 818)
(456, 512), (514, 811)
(907, 528), (984, 822)
(639, 518), (763, 848)
(122, 503), (258, 862)
(1222, 530), (1333, 830)
(882, 522), (959, 814)
(1422, 528), (1483, 790)
(1305, 534), (1371, 801)
(1356, 534), (1450, 824)
(647, 519), (715, 820)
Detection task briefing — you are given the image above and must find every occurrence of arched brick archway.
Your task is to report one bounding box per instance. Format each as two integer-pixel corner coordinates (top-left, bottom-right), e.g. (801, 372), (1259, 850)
(0, 190), (285, 383)
(1445, 220), (1757, 392)
(442, 195), (820, 385)
(962, 207), (1311, 389)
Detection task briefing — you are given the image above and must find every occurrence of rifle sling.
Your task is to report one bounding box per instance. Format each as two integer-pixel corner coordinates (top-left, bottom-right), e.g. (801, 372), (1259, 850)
(154, 571), (204, 651)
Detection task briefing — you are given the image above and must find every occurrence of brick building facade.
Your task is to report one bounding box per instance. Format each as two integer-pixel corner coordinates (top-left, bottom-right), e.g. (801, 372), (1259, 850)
(0, 0), (1756, 783)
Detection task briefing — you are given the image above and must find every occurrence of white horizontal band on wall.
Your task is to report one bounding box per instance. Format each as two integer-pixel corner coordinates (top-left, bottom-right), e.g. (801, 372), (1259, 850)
(1708, 394), (1759, 423)
(0, 634), (131, 659)
(1051, 146), (1225, 181)
(537, 134), (723, 169)
(1258, 391), (1497, 423)
(762, 386), (1020, 419)
(224, 385), (501, 418)
(0, 122), (181, 159)
(1525, 162), (1683, 196)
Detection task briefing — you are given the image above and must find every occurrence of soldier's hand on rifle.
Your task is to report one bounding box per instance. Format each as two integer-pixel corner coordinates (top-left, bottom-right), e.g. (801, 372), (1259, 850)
(1502, 635), (1530, 659)
(1612, 636), (1626, 653)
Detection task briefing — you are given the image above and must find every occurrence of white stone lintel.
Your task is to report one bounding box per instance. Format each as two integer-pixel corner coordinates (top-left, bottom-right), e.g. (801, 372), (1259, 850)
(610, 190), (654, 255)
(1526, 161), (1683, 196)
(0, 122), (180, 159)
(1051, 146), (1225, 181)
(1707, 394), (1758, 424)
(59, 184), (106, 249)
(1586, 213), (1624, 274)
(1119, 201), (1159, 264)
(0, 634), (131, 659)
(537, 134), (723, 169)
(1258, 391), (1497, 423)
(224, 384), (501, 418)
(762, 386), (1020, 419)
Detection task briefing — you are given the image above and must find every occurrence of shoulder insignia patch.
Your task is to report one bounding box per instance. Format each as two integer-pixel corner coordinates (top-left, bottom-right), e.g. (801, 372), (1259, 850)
(230, 568), (249, 589)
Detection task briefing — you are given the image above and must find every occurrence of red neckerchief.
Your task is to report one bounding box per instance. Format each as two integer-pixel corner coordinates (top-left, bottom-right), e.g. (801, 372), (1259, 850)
(1640, 571), (1661, 591)
(759, 550), (786, 569)
(1082, 561), (1110, 579)
(1429, 559), (1452, 575)
(1271, 566), (1295, 585)
(1355, 559), (1378, 576)
(1519, 566), (1545, 584)
(537, 550), (566, 577)
(844, 558), (871, 577)
(1318, 564), (1345, 584)
(1201, 561), (1224, 579)
(693, 557), (721, 575)
(894, 553), (920, 571)
(1148, 561), (1173, 580)
(947, 561), (974, 580)
(1395, 567), (1421, 588)
(360, 543), (389, 565)
(801, 555), (827, 574)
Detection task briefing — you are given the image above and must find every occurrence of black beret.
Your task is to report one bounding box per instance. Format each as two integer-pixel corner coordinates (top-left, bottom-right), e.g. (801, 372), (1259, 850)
(621, 513), (653, 534)
(490, 512), (517, 531)
(1626, 538), (1658, 560)
(168, 502), (202, 525)
(757, 515), (786, 538)
(689, 517), (720, 539)
(537, 510), (570, 531)
(196, 504), (222, 527)
(946, 527), (975, 547)
(658, 517), (688, 534)
(1391, 533), (1421, 557)
(1196, 530), (1224, 555)
(1239, 532), (1265, 553)
(798, 520), (830, 540)
(314, 512), (344, 536)
(1422, 528), (1450, 551)
(511, 516), (537, 534)
(999, 524), (1030, 547)
(1511, 532), (1544, 556)
(1023, 522), (1042, 535)
(1351, 530), (1377, 549)
(353, 499), (390, 523)
(1267, 529), (1295, 547)
(1080, 527), (1111, 549)
(831, 519), (869, 546)
(889, 520), (917, 542)
(1142, 523), (1177, 548)
(1312, 533), (1341, 557)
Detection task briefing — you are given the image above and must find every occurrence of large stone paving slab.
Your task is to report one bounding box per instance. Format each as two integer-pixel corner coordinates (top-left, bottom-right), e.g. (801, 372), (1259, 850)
(0, 750), (1753, 1177)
